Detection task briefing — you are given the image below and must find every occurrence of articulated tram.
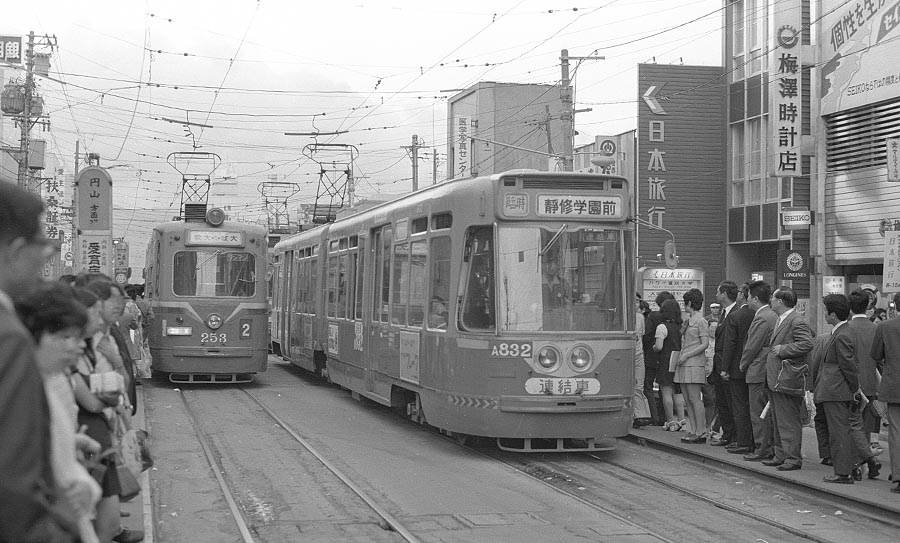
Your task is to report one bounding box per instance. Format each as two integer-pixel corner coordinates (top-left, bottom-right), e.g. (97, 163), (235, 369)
(271, 170), (635, 451)
(145, 205), (269, 383)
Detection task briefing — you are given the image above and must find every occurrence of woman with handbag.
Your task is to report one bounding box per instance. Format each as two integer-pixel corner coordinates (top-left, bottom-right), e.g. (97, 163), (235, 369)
(71, 287), (127, 543)
(676, 289), (711, 443)
(653, 299), (686, 431)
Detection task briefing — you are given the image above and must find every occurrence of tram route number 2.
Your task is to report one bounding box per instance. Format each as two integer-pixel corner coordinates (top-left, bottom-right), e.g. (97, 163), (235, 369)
(489, 341), (532, 358)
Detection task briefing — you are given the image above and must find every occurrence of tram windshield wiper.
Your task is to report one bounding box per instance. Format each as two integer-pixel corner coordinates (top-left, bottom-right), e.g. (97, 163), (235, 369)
(196, 249), (223, 270)
(539, 224), (568, 257)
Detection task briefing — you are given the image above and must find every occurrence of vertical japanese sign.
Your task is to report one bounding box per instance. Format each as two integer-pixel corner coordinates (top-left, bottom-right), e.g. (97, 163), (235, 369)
(888, 138), (900, 182)
(74, 167), (113, 277)
(454, 115), (470, 179)
(771, 0), (803, 177)
(884, 230), (900, 292)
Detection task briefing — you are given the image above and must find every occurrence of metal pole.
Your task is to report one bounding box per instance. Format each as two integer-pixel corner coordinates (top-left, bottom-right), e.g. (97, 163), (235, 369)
(560, 49), (573, 172)
(432, 148), (437, 185)
(18, 31), (35, 191)
(411, 135), (419, 191)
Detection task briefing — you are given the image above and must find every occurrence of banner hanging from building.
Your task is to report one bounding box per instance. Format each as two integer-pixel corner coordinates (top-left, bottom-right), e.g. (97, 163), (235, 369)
(820, 0), (900, 116)
(79, 232), (112, 276)
(75, 167), (113, 231)
(771, 0), (804, 177)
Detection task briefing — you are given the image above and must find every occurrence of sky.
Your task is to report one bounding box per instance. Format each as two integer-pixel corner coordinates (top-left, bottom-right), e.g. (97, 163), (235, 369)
(1, 0), (723, 273)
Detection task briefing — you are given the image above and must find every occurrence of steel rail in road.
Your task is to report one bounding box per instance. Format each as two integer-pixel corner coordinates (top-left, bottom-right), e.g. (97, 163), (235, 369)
(242, 389), (422, 543)
(178, 389), (257, 543)
(589, 451), (900, 543)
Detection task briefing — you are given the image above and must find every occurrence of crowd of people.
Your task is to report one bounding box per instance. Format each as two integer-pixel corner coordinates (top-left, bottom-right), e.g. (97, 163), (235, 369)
(1, 183), (152, 543)
(632, 280), (899, 493)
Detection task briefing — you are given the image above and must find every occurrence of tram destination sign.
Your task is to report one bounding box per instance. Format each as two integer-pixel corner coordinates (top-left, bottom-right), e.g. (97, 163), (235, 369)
(535, 195), (623, 219)
(187, 230), (244, 246)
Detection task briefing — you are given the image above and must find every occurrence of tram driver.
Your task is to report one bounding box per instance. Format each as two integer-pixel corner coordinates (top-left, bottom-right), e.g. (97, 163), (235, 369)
(429, 296), (448, 329)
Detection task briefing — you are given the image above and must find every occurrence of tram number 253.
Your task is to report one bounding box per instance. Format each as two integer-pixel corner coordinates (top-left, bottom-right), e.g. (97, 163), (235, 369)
(489, 341), (532, 358)
(201, 333), (227, 343)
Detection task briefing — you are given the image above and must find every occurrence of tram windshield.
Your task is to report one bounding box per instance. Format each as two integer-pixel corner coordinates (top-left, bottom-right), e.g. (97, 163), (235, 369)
(173, 250), (256, 297)
(495, 225), (625, 332)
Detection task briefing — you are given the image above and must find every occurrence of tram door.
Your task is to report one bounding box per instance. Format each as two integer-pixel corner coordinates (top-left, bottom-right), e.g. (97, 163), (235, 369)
(365, 226), (394, 400)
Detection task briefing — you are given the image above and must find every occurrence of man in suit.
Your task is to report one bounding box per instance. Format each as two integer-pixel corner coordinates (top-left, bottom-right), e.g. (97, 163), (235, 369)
(709, 281), (739, 446)
(848, 289), (885, 453)
(871, 292), (900, 493)
(738, 280), (778, 461)
(808, 332), (833, 466)
(816, 294), (861, 483)
(763, 286), (814, 471)
(0, 183), (73, 542)
(723, 282), (755, 454)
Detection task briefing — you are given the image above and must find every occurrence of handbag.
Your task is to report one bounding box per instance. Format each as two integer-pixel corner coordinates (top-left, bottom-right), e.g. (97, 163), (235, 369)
(114, 454), (141, 502)
(668, 350), (681, 372)
(774, 359), (808, 396)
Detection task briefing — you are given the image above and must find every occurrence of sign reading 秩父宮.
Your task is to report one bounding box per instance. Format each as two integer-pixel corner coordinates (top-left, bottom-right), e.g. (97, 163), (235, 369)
(771, 0), (804, 177)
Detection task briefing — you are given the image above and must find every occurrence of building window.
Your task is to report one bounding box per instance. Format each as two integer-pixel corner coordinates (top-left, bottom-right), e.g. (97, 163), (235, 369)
(732, 0), (745, 82)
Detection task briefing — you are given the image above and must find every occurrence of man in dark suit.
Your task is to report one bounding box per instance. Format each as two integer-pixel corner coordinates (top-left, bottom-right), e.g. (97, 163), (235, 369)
(709, 281), (738, 446)
(848, 289), (885, 452)
(723, 282), (755, 454)
(763, 286), (814, 471)
(738, 280), (778, 461)
(0, 183), (73, 542)
(871, 292), (900, 493)
(816, 294), (861, 483)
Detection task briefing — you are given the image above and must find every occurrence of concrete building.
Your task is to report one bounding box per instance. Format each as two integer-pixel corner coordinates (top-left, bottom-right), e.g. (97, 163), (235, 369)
(447, 82), (564, 178)
(723, 0), (900, 329)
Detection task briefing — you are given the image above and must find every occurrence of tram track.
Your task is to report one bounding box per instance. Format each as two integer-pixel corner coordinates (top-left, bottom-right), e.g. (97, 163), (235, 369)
(476, 444), (900, 543)
(177, 386), (419, 543)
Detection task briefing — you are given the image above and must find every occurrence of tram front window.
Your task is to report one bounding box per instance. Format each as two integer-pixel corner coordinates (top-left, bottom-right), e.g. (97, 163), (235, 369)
(173, 250), (257, 297)
(497, 225), (623, 332)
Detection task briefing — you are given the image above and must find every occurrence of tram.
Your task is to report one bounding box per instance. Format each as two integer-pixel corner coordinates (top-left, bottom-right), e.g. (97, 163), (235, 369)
(271, 170), (635, 451)
(144, 204), (269, 383)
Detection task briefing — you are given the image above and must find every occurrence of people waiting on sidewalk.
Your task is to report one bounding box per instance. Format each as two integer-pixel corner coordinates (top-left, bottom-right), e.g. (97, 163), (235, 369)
(738, 280), (778, 461)
(870, 291), (900, 494)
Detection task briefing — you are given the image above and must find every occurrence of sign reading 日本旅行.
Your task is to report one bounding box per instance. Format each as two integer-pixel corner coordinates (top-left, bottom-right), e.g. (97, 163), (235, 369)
(536, 195), (622, 219)
(884, 231), (900, 293)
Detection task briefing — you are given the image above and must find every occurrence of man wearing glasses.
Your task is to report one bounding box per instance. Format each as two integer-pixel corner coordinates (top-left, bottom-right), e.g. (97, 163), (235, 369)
(0, 182), (72, 542)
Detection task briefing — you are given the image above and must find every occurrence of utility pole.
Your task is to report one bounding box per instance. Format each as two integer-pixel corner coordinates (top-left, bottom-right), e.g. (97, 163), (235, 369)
(17, 32), (34, 191)
(560, 49), (604, 172)
(432, 147), (437, 185)
(402, 135), (421, 191)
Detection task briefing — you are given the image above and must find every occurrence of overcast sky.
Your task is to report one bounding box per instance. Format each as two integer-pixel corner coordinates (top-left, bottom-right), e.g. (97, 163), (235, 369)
(2, 0), (722, 270)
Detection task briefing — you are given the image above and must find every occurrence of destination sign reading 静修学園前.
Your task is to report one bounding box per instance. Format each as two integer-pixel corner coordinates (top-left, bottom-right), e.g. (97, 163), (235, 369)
(187, 230), (244, 246)
(536, 195), (622, 219)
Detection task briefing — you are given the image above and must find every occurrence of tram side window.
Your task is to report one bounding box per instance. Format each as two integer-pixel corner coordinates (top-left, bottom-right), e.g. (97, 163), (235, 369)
(371, 226), (392, 324)
(408, 240), (427, 327)
(427, 236), (451, 330)
(173, 251), (197, 295)
(326, 253), (338, 317)
(354, 244), (365, 319)
(337, 253), (348, 319)
(461, 226), (495, 330)
(391, 242), (410, 325)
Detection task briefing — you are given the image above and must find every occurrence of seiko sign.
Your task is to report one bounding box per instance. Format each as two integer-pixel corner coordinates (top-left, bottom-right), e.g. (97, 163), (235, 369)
(781, 206), (811, 230)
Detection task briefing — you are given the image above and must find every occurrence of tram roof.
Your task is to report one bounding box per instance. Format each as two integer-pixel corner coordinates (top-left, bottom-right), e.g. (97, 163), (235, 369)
(272, 169), (628, 251)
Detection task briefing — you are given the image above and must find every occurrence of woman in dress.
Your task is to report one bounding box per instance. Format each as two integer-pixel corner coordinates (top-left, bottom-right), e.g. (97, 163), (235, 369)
(653, 299), (684, 430)
(676, 288), (711, 443)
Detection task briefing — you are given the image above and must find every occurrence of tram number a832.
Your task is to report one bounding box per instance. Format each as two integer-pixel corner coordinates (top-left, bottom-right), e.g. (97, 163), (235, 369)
(489, 341), (532, 358)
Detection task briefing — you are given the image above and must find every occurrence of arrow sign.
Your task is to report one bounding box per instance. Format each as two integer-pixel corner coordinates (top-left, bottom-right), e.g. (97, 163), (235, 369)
(642, 84), (668, 115)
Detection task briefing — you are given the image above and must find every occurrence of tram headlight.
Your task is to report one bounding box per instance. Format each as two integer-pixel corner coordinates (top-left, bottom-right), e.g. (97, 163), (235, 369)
(569, 345), (593, 371)
(536, 346), (560, 371)
(207, 313), (223, 330)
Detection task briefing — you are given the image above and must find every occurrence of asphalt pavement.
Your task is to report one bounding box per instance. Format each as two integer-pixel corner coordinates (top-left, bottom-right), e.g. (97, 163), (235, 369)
(628, 420), (899, 517)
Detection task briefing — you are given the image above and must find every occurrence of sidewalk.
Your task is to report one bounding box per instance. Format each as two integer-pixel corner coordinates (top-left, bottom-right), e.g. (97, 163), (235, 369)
(118, 383), (152, 542)
(627, 423), (900, 517)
